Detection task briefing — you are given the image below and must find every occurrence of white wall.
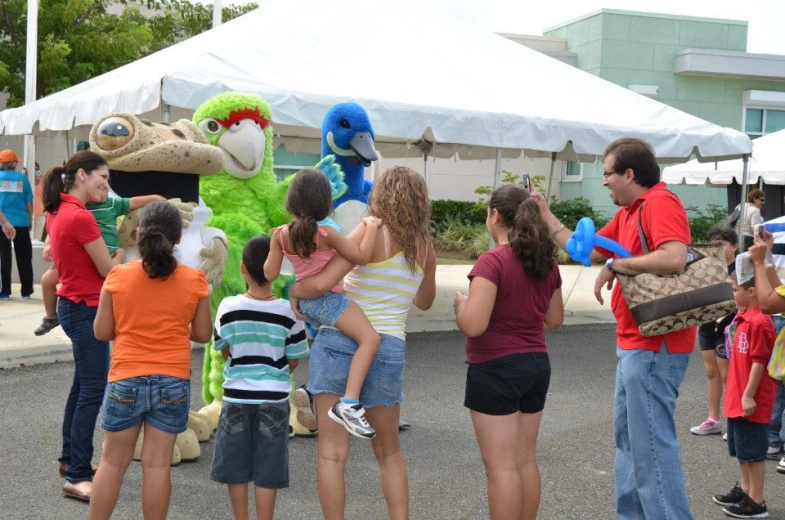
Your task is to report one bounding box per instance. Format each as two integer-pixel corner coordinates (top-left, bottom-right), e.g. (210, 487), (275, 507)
(375, 154), (560, 201)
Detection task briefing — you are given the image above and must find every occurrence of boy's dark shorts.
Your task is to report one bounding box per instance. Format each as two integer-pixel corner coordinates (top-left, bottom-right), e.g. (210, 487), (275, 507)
(727, 417), (769, 463)
(210, 401), (290, 488)
(464, 352), (550, 415)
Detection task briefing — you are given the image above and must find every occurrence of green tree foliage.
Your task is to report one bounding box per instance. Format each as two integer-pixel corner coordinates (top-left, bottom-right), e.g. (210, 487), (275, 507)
(475, 170), (545, 203)
(0, 0), (256, 107)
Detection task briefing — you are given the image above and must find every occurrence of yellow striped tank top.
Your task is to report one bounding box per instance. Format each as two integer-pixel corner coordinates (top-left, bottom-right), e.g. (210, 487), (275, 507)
(343, 251), (424, 340)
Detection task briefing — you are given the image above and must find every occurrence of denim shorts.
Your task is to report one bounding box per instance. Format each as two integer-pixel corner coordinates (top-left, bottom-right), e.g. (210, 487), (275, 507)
(101, 375), (190, 434)
(299, 291), (351, 328)
(307, 328), (405, 407)
(210, 401), (290, 488)
(727, 417), (769, 463)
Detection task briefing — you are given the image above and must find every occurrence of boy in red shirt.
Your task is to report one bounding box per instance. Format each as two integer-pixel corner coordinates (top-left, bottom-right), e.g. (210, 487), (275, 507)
(713, 256), (776, 519)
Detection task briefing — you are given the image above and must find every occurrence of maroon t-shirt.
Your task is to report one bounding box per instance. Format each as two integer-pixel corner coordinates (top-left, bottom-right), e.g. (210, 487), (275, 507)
(465, 244), (562, 364)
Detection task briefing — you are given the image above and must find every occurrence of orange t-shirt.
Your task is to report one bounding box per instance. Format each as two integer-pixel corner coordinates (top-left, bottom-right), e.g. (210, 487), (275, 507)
(104, 261), (209, 382)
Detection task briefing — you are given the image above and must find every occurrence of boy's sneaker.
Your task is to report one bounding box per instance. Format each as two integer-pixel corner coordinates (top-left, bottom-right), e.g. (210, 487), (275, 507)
(766, 445), (783, 460)
(328, 402), (376, 440)
(713, 483), (747, 507)
(723, 432), (728, 441)
(293, 387), (318, 431)
(690, 418), (722, 436)
(777, 457), (785, 475)
(34, 316), (60, 336)
(722, 495), (768, 518)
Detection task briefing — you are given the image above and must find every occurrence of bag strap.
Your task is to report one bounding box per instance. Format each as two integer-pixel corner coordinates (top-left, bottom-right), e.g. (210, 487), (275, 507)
(637, 200), (650, 254)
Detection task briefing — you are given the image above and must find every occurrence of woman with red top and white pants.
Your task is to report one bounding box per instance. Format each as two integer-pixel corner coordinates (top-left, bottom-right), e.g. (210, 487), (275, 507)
(42, 151), (125, 502)
(454, 184), (564, 520)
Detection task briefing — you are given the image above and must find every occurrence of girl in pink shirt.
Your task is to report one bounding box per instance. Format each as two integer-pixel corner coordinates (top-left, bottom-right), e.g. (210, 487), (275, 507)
(264, 168), (382, 439)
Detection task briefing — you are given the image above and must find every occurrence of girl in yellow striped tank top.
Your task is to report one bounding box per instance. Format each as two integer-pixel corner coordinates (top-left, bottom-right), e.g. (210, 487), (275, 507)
(290, 166), (436, 519)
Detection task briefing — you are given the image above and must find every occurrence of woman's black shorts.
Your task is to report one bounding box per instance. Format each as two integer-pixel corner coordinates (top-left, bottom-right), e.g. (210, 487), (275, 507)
(464, 352), (551, 416)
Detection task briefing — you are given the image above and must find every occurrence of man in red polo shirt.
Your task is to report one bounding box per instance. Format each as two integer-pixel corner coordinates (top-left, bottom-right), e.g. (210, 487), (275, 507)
(535, 138), (695, 519)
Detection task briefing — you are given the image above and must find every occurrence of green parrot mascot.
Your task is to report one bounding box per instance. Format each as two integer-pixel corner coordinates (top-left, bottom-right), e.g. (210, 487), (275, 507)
(193, 92), (346, 436)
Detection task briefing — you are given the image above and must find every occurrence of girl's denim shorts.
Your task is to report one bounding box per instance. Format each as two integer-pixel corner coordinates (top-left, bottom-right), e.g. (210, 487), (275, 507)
(101, 375), (190, 434)
(307, 328), (406, 407)
(299, 291), (351, 328)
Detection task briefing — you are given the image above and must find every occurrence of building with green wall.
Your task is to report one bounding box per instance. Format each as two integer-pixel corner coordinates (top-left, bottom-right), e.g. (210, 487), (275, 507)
(544, 9), (785, 218)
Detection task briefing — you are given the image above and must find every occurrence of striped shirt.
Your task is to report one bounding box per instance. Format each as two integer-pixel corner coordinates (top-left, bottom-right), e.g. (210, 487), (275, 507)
(213, 295), (309, 404)
(343, 252), (424, 340)
(85, 197), (131, 253)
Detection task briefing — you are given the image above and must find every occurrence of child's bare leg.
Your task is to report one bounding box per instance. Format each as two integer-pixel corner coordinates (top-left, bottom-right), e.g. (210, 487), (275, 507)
(228, 484), (250, 520)
(334, 301), (380, 401)
(42, 268), (59, 318)
(254, 486), (277, 520)
(739, 462), (751, 495)
(746, 461), (766, 504)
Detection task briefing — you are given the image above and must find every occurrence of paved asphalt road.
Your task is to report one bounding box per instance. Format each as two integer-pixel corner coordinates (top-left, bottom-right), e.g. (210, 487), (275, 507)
(1, 326), (784, 519)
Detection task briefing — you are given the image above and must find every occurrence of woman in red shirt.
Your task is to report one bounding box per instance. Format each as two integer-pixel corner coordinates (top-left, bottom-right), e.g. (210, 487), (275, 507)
(454, 184), (564, 520)
(42, 151), (125, 502)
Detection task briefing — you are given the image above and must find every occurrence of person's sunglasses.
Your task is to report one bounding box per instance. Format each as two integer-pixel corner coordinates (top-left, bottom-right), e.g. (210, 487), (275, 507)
(603, 171), (621, 178)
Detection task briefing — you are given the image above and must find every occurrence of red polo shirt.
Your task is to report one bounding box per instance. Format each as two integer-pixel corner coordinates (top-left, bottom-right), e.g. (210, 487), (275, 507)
(724, 306), (776, 423)
(47, 193), (104, 306)
(596, 182), (697, 353)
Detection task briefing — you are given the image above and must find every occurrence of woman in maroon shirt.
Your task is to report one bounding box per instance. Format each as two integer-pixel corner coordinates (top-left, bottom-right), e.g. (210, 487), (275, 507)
(42, 151), (124, 502)
(453, 184), (563, 520)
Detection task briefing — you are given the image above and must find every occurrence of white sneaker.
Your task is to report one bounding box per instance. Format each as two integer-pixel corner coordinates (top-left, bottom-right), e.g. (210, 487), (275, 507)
(690, 418), (722, 436)
(723, 432), (728, 441)
(778, 457), (785, 475)
(766, 445), (784, 460)
(328, 402), (376, 440)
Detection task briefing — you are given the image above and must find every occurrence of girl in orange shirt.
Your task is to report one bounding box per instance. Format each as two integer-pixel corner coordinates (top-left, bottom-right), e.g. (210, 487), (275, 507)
(89, 201), (212, 520)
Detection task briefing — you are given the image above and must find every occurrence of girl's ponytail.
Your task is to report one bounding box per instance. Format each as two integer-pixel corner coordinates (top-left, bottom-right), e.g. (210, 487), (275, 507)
(488, 184), (557, 280)
(509, 197), (557, 280)
(42, 166), (66, 213)
(289, 216), (318, 258)
(137, 201), (182, 280)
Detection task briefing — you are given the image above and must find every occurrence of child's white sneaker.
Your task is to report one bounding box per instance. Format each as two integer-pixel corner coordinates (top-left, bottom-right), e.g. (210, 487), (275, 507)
(328, 402), (376, 440)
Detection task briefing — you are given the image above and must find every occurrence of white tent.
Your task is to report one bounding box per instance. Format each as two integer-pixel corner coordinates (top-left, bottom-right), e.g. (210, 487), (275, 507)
(0, 0), (751, 165)
(662, 129), (785, 185)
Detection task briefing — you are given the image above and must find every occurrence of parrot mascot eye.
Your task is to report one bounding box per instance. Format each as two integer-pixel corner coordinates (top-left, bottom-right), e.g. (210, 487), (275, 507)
(199, 118), (222, 134)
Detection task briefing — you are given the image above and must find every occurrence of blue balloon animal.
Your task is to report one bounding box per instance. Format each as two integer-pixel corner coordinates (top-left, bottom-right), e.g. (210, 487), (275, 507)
(765, 223), (785, 233)
(566, 217), (633, 266)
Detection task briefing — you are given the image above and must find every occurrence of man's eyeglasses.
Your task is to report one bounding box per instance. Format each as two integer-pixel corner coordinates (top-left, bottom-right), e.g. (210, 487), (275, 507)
(603, 171), (620, 178)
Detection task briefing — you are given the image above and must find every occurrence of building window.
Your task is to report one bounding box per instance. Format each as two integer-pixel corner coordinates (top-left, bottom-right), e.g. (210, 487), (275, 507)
(561, 161), (583, 182)
(744, 107), (785, 140)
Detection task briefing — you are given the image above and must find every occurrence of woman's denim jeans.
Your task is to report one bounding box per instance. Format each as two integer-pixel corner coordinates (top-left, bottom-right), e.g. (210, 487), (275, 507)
(614, 343), (693, 520)
(57, 298), (110, 483)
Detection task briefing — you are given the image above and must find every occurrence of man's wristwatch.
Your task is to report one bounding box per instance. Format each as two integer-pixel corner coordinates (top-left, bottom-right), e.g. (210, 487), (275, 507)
(605, 258), (617, 274)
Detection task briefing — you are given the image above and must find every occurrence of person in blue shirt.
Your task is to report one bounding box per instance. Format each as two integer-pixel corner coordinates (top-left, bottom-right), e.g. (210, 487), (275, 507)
(0, 149), (34, 299)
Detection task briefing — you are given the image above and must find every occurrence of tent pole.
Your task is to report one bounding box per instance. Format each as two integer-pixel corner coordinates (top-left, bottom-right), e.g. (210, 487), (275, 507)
(423, 153), (428, 185)
(545, 151), (557, 204)
(492, 148), (502, 189)
(738, 154), (751, 251)
(489, 148), (502, 249)
(162, 103), (171, 123)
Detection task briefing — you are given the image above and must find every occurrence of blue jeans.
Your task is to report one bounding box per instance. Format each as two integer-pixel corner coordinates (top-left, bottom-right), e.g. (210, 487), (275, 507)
(614, 343), (693, 520)
(57, 298), (110, 483)
(769, 315), (785, 449)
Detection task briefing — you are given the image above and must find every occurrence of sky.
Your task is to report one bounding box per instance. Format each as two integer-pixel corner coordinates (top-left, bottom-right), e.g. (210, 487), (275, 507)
(211, 0), (785, 55)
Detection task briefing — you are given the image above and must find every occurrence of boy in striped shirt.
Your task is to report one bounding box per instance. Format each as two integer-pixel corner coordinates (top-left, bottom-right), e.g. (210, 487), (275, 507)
(210, 235), (309, 520)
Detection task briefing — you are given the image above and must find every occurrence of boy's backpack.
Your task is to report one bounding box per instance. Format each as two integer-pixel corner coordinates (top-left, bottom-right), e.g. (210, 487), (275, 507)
(723, 205), (741, 230)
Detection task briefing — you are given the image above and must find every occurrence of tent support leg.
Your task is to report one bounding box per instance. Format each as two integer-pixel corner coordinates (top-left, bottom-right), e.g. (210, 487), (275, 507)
(738, 154), (751, 251)
(545, 152), (557, 204)
(423, 153), (428, 184)
(162, 103), (171, 123)
(489, 148), (503, 249)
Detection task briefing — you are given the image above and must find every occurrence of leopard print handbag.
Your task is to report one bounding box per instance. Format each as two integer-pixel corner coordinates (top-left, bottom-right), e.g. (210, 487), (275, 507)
(615, 202), (736, 337)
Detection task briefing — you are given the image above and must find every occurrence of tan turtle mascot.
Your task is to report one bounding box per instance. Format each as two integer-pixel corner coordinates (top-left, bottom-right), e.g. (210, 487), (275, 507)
(89, 113), (229, 464)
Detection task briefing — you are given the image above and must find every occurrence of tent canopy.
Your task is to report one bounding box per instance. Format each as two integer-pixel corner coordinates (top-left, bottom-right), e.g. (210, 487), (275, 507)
(0, 0), (751, 162)
(662, 129), (785, 185)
